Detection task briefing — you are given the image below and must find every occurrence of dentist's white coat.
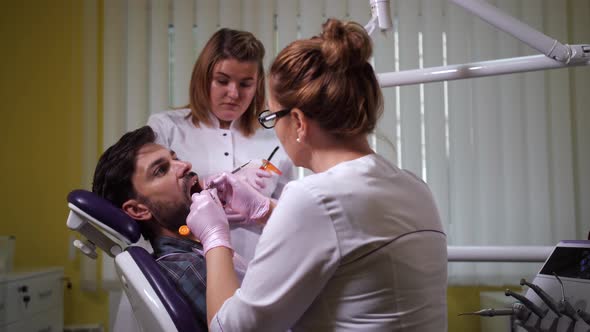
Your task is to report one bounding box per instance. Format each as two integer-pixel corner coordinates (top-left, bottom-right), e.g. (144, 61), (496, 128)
(212, 154), (448, 332)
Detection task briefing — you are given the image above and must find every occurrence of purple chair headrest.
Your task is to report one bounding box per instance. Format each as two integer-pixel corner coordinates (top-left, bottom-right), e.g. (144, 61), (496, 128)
(67, 189), (141, 244)
(127, 246), (207, 331)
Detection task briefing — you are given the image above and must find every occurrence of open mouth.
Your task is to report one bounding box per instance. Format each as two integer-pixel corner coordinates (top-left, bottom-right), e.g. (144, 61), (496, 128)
(187, 172), (202, 196)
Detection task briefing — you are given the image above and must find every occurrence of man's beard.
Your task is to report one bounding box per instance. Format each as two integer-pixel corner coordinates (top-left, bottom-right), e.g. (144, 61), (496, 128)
(138, 173), (195, 233)
(146, 198), (190, 233)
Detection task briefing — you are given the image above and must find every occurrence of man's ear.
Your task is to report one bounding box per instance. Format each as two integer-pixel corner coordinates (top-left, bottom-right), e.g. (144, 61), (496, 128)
(122, 199), (152, 221)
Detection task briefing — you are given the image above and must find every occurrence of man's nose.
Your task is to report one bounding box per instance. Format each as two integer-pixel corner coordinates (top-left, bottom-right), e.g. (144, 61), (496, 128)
(175, 160), (192, 177)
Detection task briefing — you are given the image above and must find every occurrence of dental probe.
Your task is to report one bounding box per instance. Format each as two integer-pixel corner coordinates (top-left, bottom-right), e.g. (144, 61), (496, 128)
(207, 160), (251, 189)
(232, 160), (252, 174)
(458, 308), (514, 317)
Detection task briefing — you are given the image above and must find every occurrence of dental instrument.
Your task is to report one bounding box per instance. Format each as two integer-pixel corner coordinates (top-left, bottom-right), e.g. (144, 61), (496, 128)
(206, 160), (252, 189)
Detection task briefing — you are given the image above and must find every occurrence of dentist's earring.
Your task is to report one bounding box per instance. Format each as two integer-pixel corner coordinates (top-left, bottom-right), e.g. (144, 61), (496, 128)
(296, 137), (301, 143)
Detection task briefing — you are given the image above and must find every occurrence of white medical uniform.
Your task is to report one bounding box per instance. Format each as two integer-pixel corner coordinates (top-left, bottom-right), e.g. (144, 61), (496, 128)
(148, 108), (295, 261)
(212, 153), (448, 332)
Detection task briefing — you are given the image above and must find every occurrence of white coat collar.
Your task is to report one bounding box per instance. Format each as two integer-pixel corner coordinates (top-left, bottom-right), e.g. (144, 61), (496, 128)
(206, 111), (239, 131)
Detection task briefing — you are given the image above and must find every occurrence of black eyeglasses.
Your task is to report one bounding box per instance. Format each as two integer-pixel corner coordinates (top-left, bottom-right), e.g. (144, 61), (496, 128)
(258, 109), (293, 129)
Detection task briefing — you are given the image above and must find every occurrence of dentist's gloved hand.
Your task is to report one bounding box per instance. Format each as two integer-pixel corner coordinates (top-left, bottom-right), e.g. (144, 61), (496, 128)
(186, 189), (232, 254)
(209, 173), (271, 222)
(235, 167), (272, 193)
(204, 168), (272, 194)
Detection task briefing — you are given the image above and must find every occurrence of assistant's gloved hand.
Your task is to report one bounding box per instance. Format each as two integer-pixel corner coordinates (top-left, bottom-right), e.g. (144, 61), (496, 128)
(225, 208), (248, 224)
(209, 173), (271, 222)
(186, 189), (232, 254)
(225, 204), (279, 225)
(235, 167), (272, 193)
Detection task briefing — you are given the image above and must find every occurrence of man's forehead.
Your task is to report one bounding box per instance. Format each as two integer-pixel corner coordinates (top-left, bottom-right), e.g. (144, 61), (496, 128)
(135, 143), (170, 169)
(137, 142), (166, 154)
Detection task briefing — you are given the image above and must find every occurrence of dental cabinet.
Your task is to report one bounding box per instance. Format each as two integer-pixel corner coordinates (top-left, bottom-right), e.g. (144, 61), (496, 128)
(0, 267), (64, 332)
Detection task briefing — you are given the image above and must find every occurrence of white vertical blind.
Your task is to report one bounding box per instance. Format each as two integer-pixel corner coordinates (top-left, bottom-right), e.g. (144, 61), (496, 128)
(446, 1), (477, 283)
(299, 0), (324, 38)
(102, 0), (128, 288)
(544, 0), (576, 242)
(496, 0), (527, 280)
(326, 0), (347, 19)
(172, 0), (194, 106)
(276, 1), (298, 51)
(347, 1), (370, 31)
(241, 0), (257, 34)
(256, 0), (275, 71)
(398, 0), (422, 175)
(521, 0), (552, 245)
(571, 0), (590, 238)
(126, 0), (149, 129)
(372, 1), (398, 166)
(219, 0), (242, 29)
(422, 0), (449, 232)
(101, 0), (590, 286)
(195, 0), (219, 55)
(149, 0), (169, 115)
(103, 0), (126, 149)
(472, 0), (502, 283)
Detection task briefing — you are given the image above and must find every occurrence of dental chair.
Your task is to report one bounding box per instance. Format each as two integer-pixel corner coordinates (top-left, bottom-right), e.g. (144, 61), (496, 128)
(65, 189), (206, 332)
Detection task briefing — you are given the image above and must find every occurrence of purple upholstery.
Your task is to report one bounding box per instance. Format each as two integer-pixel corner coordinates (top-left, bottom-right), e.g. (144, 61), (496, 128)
(127, 246), (207, 332)
(67, 189), (205, 331)
(67, 189), (141, 244)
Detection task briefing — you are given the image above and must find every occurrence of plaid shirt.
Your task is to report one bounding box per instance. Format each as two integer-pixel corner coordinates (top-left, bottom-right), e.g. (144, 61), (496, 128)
(152, 236), (208, 329)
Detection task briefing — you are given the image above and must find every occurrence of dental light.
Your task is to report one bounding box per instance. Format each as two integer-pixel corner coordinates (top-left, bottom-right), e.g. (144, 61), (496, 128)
(364, 0), (590, 87)
(365, 0), (393, 35)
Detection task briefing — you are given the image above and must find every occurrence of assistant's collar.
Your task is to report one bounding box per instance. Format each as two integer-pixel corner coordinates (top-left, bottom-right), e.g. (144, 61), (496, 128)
(207, 111), (240, 131)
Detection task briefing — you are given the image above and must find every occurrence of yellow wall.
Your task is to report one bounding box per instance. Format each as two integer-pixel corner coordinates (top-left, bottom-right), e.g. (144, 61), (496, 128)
(0, 0), (108, 329)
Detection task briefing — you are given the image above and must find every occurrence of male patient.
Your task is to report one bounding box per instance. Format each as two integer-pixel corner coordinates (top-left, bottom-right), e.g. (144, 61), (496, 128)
(92, 125), (213, 329)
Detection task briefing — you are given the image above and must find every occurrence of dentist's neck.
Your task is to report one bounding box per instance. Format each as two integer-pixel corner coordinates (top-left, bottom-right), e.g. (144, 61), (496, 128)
(307, 134), (373, 173)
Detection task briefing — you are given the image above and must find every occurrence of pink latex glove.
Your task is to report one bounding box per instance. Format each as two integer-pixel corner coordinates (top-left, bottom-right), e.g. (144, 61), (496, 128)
(209, 173), (271, 222)
(203, 172), (272, 224)
(224, 200), (278, 225)
(235, 167), (272, 193)
(185, 189), (232, 254)
(225, 208), (248, 224)
(204, 168), (272, 194)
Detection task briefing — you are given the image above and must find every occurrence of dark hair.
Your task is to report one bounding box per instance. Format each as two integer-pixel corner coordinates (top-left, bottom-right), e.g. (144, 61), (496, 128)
(92, 126), (156, 208)
(187, 28), (266, 136)
(269, 19), (383, 137)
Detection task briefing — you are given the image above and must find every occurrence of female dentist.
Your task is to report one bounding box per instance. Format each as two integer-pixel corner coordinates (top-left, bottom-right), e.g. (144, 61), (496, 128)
(188, 19), (448, 331)
(148, 28), (294, 261)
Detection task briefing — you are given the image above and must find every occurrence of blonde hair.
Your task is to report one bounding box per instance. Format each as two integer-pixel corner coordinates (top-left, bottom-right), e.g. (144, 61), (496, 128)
(269, 19), (383, 137)
(187, 28), (265, 136)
